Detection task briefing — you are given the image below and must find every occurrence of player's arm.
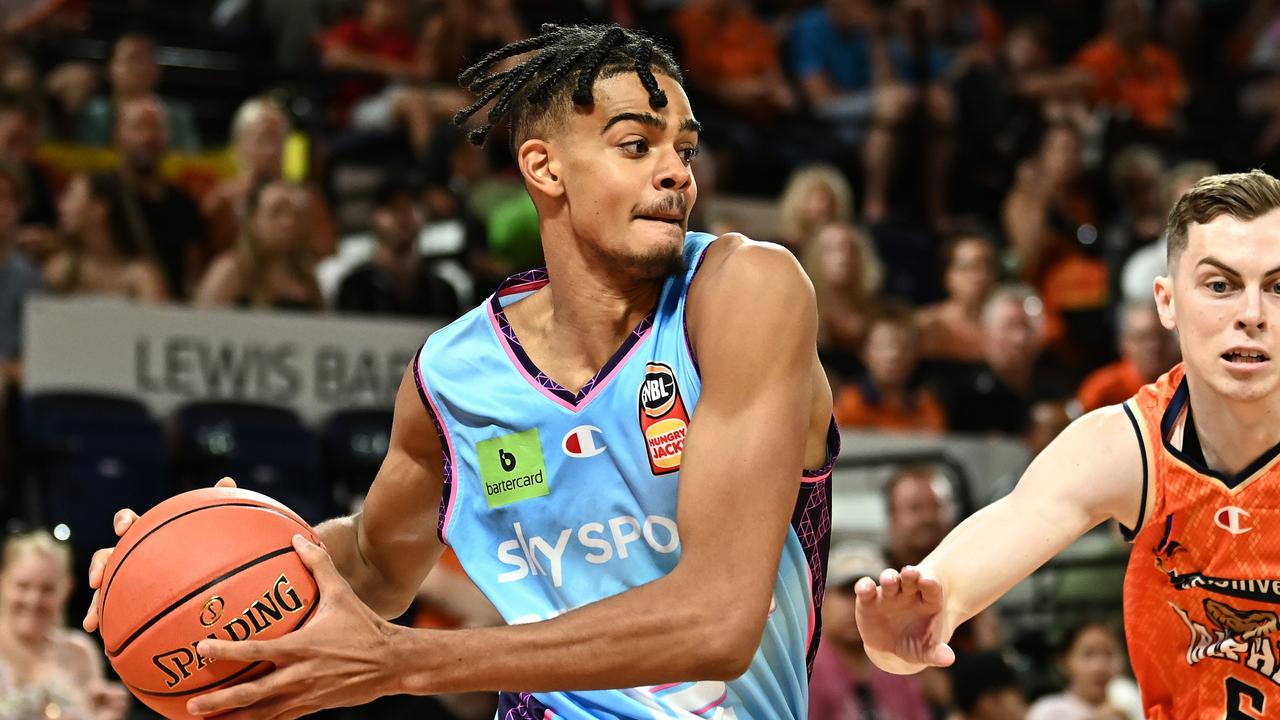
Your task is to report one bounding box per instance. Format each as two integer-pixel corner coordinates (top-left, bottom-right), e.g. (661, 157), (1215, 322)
(856, 404), (1146, 673)
(315, 363), (447, 618)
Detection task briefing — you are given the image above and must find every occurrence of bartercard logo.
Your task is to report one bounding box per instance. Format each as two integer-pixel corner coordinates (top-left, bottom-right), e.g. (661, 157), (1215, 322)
(562, 425), (606, 458)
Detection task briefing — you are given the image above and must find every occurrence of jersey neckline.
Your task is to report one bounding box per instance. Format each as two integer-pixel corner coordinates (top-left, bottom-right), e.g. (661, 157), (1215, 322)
(1159, 374), (1280, 490)
(486, 267), (657, 412)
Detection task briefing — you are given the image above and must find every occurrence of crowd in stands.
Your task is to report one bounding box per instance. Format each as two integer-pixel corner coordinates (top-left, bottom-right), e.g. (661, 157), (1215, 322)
(0, 0), (1273, 717)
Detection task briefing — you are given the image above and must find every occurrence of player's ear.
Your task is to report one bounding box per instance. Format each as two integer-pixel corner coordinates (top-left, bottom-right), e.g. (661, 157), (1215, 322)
(518, 137), (564, 199)
(1154, 274), (1176, 331)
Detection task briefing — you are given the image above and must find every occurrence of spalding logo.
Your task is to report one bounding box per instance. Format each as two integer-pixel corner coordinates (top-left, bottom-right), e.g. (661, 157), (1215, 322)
(151, 574), (306, 689)
(198, 596), (225, 627)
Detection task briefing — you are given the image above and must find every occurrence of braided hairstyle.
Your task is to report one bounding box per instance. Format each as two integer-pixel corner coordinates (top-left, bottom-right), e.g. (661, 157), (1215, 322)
(453, 24), (684, 149)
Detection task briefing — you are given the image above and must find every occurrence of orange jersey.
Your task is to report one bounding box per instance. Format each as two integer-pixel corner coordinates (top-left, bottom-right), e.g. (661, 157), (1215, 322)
(1124, 363), (1280, 719)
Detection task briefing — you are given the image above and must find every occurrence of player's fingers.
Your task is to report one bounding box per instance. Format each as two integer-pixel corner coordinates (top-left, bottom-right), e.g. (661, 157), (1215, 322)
(291, 534), (342, 589)
(196, 638), (278, 664)
(916, 574), (944, 606)
(853, 576), (879, 600)
(189, 662), (302, 717)
(215, 476), (237, 488)
(898, 565), (921, 597)
(82, 591), (99, 632)
(88, 546), (113, 589)
(879, 568), (901, 597)
(113, 509), (137, 537)
(925, 641), (956, 668)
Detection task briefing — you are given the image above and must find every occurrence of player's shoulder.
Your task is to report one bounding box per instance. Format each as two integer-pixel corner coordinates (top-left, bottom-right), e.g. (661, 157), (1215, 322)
(692, 232), (813, 304)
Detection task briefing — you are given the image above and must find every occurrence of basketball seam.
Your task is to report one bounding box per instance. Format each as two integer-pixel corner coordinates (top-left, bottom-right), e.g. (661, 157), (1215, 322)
(126, 594), (320, 697)
(100, 501), (311, 631)
(106, 545), (296, 657)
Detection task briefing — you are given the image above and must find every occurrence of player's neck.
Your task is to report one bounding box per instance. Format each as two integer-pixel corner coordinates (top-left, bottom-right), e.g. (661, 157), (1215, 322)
(505, 243), (663, 391)
(1184, 376), (1280, 475)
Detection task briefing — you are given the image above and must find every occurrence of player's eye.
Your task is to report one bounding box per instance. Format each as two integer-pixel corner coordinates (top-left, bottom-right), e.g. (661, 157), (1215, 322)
(1208, 280), (1230, 294)
(620, 139), (649, 156)
(678, 146), (700, 164)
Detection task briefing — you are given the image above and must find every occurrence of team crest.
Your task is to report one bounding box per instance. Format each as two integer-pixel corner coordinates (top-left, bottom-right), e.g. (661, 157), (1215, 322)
(638, 362), (689, 475)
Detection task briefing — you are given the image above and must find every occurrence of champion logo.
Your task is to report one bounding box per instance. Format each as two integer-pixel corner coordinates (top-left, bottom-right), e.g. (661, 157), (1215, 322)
(1214, 506), (1252, 536)
(562, 425), (606, 458)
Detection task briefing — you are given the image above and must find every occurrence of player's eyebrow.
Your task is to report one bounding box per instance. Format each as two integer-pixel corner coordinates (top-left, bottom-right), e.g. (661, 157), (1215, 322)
(1196, 256), (1280, 278)
(602, 112), (702, 135)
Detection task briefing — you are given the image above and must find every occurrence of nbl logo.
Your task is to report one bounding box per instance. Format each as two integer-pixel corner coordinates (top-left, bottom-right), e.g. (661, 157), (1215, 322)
(640, 366), (678, 418)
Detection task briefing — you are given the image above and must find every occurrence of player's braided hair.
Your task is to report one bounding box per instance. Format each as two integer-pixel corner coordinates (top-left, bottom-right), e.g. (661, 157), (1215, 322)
(453, 24), (684, 147)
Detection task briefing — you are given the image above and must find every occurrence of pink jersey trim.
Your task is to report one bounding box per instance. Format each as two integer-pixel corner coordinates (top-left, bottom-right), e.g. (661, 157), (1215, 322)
(416, 353), (460, 544)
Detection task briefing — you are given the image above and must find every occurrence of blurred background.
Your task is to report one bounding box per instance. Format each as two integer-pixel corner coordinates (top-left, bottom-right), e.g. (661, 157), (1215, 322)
(0, 0), (1250, 717)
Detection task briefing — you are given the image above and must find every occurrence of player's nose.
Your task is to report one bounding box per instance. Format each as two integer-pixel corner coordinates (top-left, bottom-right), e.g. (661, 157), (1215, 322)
(654, 149), (691, 192)
(1236, 289), (1267, 331)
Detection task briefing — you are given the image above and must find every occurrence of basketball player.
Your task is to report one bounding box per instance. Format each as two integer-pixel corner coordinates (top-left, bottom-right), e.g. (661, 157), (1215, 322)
(855, 170), (1280, 719)
(83, 24), (838, 720)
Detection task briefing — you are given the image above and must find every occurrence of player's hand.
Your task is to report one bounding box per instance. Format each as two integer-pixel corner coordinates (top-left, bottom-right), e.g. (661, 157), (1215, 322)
(82, 477), (237, 632)
(186, 534), (400, 719)
(854, 565), (956, 674)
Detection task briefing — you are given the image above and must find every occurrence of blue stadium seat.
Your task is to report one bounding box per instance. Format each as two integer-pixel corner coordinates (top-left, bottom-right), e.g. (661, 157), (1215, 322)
(19, 392), (171, 591)
(321, 409), (393, 511)
(172, 401), (327, 523)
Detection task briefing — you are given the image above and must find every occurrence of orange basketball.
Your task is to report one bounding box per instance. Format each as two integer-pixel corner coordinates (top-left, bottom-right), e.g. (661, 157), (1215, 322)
(97, 487), (322, 719)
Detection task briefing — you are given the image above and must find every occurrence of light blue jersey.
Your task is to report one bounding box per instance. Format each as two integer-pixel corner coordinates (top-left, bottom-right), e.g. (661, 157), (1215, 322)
(413, 232), (837, 720)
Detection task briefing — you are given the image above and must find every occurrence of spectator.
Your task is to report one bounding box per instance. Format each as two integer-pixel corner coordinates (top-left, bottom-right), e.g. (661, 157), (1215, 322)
(418, 0), (524, 90)
(1002, 121), (1108, 371)
(949, 651), (1028, 720)
(673, 0), (796, 119)
(74, 33), (202, 151)
(44, 173), (169, 303)
(0, 530), (129, 720)
(1072, 0), (1186, 134)
(320, 0), (455, 157)
(0, 160), (43, 385)
(335, 177), (460, 318)
(1103, 145), (1164, 284)
(929, 284), (1069, 435)
(1120, 159), (1216, 303)
(801, 221), (884, 378)
(834, 303), (947, 432)
(194, 180), (322, 310)
(1076, 301), (1175, 411)
(789, 0), (953, 225)
(0, 94), (56, 260)
(104, 95), (204, 300)
(882, 465), (954, 570)
(776, 164), (854, 254)
(1028, 621), (1129, 720)
(809, 542), (932, 720)
(202, 97), (337, 260)
(915, 229), (998, 362)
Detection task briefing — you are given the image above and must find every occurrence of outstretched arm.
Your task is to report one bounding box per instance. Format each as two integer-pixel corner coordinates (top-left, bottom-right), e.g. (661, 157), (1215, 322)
(856, 404), (1147, 674)
(187, 237), (824, 716)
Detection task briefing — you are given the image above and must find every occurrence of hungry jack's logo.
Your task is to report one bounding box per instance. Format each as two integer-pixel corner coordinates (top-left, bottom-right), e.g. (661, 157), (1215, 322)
(638, 363), (689, 475)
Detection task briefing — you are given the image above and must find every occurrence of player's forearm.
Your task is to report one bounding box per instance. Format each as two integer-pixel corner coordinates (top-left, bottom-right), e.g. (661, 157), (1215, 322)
(389, 567), (759, 695)
(921, 495), (1087, 634)
(315, 515), (411, 618)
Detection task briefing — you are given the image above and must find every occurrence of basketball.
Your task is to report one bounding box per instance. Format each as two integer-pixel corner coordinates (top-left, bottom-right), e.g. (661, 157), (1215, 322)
(96, 487), (322, 719)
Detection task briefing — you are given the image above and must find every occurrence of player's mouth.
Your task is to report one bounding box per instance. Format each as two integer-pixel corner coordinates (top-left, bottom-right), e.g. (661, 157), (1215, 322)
(1221, 347), (1271, 367)
(635, 214), (683, 227)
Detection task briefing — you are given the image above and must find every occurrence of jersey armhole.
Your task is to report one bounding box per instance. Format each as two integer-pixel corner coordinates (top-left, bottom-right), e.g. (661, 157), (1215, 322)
(412, 348), (458, 546)
(1118, 400), (1151, 543)
(681, 237), (719, 377)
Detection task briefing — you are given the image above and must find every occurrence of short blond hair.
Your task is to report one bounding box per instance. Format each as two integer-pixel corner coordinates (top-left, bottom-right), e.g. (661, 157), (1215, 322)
(2, 530), (72, 579)
(778, 164), (853, 246)
(231, 96), (290, 143)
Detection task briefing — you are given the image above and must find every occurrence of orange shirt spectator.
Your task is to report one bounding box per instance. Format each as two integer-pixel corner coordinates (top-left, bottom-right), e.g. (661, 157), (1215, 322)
(1072, 37), (1186, 130)
(672, 0), (782, 83)
(1076, 358), (1145, 412)
(834, 381), (947, 432)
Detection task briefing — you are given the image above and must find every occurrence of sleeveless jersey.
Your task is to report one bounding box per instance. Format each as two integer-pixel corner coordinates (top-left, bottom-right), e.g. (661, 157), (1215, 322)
(414, 232), (837, 720)
(1124, 363), (1280, 720)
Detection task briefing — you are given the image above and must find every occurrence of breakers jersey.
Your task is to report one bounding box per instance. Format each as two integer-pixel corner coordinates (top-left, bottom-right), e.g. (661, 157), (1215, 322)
(414, 232), (837, 720)
(1124, 364), (1280, 719)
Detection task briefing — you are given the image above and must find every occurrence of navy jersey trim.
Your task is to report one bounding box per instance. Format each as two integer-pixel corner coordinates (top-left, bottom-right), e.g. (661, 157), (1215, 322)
(490, 267), (657, 408)
(1119, 402), (1148, 542)
(1159, 376), (1280, 490)
(414, 351), (455, 544)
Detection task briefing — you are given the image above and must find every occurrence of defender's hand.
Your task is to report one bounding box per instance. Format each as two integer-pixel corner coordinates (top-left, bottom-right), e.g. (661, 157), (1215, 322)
(854, 565), (956, 674)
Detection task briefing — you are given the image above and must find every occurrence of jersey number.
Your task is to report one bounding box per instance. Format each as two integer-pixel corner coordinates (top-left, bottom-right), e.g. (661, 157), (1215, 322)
(1226, 677), (1265, 720)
